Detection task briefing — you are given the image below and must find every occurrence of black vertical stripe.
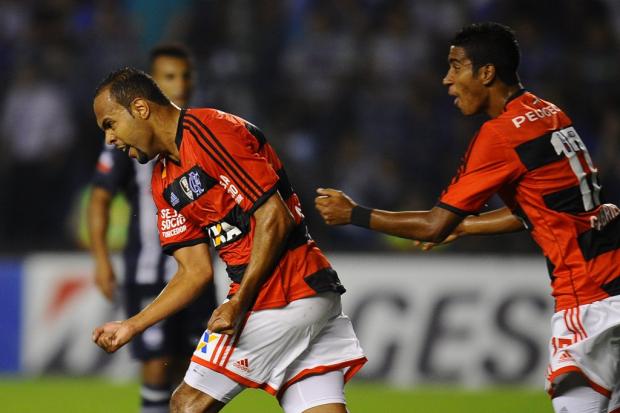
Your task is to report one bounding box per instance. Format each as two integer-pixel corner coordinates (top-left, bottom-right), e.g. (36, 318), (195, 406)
(184, 123), (261, 202)
(245, 122), (267, 149)
(513, 205), (533, 231)
(174, 109), (186, 148)
(185, 114), (265, 197)
(276, 168), (294, 200)
(545, 257), (556, 283)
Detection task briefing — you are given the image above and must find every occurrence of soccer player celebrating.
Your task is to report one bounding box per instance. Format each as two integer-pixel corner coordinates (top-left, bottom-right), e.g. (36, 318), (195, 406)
(88, 45), (218, 412)
(91, 68), (366, 413)
(315, 22), (620, 413)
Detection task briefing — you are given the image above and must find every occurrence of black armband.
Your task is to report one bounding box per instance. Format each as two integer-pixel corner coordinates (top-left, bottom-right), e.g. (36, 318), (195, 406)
(350, 205), (373, 228)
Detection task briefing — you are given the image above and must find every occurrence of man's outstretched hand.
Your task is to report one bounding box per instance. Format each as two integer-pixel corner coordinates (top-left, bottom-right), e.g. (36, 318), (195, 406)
(92, 320), (136, 353)
(315, 188), (357, 225)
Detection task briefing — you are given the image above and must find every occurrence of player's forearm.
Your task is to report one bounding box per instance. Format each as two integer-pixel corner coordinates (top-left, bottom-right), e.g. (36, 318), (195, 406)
(458, 207), (524, 236)
(129, 266), (211, 333)
(87, 188), (113, 261)
(367, 209), (457, 243)
(232, 196), (294, 310)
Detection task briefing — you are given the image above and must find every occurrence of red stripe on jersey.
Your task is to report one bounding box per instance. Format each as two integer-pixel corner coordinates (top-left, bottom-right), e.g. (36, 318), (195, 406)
(184, 114), (264, 199)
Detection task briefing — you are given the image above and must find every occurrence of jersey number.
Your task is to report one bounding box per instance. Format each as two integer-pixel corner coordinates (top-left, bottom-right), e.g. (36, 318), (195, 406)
(550, 126), (600, 211)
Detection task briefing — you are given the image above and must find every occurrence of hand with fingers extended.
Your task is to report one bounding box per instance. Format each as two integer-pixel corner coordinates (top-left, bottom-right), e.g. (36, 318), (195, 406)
(314, 188), (357, 225)
(207, 299), (246, 335)
(92, 320), (137, 353)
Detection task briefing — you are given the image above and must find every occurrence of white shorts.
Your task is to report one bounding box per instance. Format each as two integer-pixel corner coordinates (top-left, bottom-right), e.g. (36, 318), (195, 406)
(184, 292), (366, 400)
(546, 295), (620, 402)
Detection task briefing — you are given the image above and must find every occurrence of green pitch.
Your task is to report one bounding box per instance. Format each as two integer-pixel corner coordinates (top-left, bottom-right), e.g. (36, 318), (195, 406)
(0, 377), (550, 413)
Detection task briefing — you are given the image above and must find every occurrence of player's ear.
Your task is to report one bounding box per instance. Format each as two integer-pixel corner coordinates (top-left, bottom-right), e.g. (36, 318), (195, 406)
(479, 64), (496, 86)
(130, 98), (150, 120)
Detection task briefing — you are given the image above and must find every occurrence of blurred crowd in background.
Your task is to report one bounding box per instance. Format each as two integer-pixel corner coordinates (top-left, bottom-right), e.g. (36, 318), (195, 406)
(0, 0), (618, 254)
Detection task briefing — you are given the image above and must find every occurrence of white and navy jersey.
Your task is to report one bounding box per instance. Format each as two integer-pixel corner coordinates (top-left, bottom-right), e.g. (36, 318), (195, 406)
(92, 144), (176, 285)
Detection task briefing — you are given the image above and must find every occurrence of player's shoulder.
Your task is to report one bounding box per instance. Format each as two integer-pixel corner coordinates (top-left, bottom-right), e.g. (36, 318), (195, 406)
(484, 92), (556, 141)
(185, 108), (247, 128)
(184, 108), (264, 148)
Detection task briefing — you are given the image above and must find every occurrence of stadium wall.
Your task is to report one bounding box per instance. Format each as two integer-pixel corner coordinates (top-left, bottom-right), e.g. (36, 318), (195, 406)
(0, 253), (553, 387)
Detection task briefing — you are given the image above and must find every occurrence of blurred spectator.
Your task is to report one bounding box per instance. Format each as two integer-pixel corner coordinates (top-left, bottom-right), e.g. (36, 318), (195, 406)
(0, 0), (617, 253)
(0, 63), (75, 250)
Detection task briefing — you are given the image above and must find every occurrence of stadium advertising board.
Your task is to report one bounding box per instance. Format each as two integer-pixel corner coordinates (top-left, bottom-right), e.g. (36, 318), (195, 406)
(328, 254), (553, 387)
(13, 253), (552, 388)
(21, 254), (136, 377)
(0, 260), (21, 372)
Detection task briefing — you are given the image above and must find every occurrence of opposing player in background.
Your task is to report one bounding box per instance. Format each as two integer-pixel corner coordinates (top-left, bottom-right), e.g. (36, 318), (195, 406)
(91, 68), (366, 413)
(88, 45), (217, 413)
(315, 22), (620, 413)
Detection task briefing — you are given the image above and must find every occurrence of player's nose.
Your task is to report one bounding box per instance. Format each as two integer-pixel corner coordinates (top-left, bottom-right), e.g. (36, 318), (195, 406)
(104, 130), (117, 146)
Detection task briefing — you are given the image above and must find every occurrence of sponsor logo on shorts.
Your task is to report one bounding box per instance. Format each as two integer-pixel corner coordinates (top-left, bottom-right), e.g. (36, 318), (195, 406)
(195, 332), (218, 354)
(232, 358), (251, 373)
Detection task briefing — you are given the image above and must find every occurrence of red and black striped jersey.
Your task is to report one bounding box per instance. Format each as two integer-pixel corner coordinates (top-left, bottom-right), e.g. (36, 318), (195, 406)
(439, 91), (620, 311)
(151, 108), (344, 311)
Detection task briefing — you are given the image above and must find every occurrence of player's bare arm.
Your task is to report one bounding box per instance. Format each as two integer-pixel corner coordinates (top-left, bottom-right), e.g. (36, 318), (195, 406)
(414, 207), (524, 250)
(416, 203), (620, 251)
(87, 186), (117, 301)
(315, 188), (462, 243)
(208, 192), (295, 335)
(92, 242), (213, 353)
(456, 207), (524, 236)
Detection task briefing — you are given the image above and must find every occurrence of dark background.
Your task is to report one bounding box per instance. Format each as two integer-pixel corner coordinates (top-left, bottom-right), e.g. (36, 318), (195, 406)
(0, 0), (617, 254)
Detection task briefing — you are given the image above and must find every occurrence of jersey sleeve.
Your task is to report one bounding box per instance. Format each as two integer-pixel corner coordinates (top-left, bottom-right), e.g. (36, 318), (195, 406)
(91, 144), (132, 194)
(186, 112), (280, 214)
(152, 171), (210, 255)
(438, 125), (524, 216)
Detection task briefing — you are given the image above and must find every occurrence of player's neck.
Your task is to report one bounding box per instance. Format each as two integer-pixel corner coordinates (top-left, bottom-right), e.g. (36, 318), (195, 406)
(486, 83), (524, 118)
(154, 105), (182, 162)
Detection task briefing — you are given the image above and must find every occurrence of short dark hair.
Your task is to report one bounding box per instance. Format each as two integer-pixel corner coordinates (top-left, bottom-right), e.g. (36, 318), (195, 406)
(149, 43), (193, 68)
(95, 67), (171, 111)
(451, 22), (520, 85)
